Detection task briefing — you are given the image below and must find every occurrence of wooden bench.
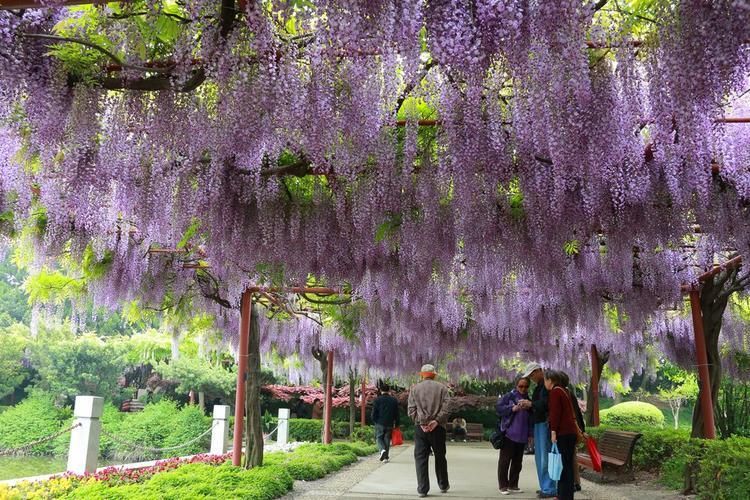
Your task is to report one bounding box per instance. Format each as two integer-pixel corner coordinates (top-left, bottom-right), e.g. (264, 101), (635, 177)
(578, 430), (642, 480)
(465, 423), (484, 441)
(120, 399), (144, 412)
(445, 422), (484, 441)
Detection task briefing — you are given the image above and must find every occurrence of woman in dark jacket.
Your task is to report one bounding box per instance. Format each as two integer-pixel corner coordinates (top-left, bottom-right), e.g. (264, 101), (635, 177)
(495, 377), (534, 495)
(560, 371), (585, 492)
(546, 370), (579, 500)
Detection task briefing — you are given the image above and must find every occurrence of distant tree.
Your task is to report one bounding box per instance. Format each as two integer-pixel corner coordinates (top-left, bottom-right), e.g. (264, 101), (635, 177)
(659, 370), (698, 429)
(0, 324), (31, 400)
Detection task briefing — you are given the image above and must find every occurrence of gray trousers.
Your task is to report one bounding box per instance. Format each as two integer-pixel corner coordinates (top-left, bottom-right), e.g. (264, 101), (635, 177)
(375, 423), (393, 455)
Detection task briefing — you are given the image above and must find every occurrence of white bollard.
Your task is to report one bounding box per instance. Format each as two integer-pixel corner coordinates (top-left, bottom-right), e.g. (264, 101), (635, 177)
(210, 405), (231, 455)
(67, 396), (104, 475)
(277, 408), (290, 446)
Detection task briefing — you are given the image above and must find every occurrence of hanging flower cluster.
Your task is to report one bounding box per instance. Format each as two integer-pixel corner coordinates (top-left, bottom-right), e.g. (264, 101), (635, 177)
(1, 1), (750, 379)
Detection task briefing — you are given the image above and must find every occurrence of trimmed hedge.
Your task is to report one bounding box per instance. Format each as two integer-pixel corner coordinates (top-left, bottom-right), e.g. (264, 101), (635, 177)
(588, 425), (750, 499)
(0, 391), (71, 455)
(0, 442), (377, 499)
(599, 401), (665, 428)
(276, 418), (375, 444)
(98, 400), (211, 460)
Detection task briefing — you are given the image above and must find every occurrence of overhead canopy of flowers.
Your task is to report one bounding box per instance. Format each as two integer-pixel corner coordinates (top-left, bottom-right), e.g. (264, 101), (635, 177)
(1, 0), (750, 380)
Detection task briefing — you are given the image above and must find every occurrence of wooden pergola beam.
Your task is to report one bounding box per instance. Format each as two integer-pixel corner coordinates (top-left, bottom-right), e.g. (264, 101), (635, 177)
(0, 0), (118, 8)
(680, 255), (743, 292)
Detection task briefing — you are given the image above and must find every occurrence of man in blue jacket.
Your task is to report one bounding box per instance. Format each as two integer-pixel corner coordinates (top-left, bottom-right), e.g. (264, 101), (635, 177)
(372, 383), (400, 462)
(523, 362), (556, 499)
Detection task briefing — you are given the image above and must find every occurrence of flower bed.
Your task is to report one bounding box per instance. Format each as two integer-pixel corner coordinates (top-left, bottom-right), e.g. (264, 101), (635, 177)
(0, 442), (376, 499)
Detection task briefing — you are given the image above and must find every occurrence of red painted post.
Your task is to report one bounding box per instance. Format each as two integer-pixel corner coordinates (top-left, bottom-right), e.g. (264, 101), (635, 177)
(360, 376), (366, 427)
(689, 290), (716, 439)
(323, 351), (334, 444)
(590, 344), (600, 427)
(232, 290), (252, 465)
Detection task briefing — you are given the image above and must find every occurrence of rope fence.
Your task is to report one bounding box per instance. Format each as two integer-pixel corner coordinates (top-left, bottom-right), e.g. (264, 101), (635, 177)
(263, 425), (279, 442)
(100, 422), (218, 456)
(1, 410), (282, 465)
(0, 423), (81, 457)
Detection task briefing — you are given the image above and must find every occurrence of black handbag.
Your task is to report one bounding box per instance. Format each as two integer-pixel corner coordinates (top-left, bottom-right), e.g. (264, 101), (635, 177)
(490, 428), (507, 450)
(490, 396), (519, 450)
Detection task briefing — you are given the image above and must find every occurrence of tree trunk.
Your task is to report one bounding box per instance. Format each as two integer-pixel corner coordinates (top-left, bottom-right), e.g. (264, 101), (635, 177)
(348, 369), (356, 437)
(311, 347), (329, 440)
(198, 391), (205, 412)
(243, 303), (263, 469)
(170, 324), (180, 360)
(586, 347), (609, 427)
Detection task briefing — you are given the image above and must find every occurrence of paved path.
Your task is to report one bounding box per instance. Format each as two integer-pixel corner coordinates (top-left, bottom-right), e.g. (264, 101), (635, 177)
(283, 442), (686, 500)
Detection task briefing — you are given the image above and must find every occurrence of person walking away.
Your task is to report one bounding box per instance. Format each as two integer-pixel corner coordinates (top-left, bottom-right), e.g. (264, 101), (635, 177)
(546, 370), (579, 500)
(311, 399), (323, 419)
(451, 417), (467, 442)
(495, 376), (534, 495)
(372, 384), (400, 462)
(560, 371), (585, 492)
(407, 364), (450, 498)
(523, 363), (556, 499)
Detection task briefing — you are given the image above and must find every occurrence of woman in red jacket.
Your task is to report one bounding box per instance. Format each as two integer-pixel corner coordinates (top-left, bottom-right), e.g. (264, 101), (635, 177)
(545, 369), (579, 500)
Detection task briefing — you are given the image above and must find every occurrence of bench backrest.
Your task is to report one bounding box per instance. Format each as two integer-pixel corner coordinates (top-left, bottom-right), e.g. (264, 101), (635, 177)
(465, 423), (484, 435)
(599, 430), (642, 462)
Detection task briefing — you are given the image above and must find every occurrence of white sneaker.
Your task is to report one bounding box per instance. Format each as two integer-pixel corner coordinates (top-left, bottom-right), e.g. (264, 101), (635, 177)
(509, 487), (523, 493)
(500, 489), (510, 495)
(379, 450), (386, 462)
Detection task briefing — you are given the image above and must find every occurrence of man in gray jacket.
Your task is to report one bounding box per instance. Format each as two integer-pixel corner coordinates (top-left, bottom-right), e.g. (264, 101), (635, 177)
(408, 364), (450, 497)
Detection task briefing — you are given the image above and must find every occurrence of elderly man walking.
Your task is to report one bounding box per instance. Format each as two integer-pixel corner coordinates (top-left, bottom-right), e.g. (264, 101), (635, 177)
(408, 364), (450, 498)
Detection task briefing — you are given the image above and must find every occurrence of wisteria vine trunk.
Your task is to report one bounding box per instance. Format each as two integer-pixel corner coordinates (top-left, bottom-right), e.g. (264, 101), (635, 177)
(311, 347), (330, 439)
(243, 303), (263, 469)
(586, 348), (609, 428)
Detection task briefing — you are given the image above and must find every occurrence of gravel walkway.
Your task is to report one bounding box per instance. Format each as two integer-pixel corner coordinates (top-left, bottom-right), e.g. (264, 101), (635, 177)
(279, 446), (387, 499)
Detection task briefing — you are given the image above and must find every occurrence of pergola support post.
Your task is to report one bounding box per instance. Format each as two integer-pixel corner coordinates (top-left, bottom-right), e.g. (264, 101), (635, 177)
(323, 350), (334, 444)
(360, 375), (366, 427)
(689, 289), (716, 439)
(232, 290), (252, 465)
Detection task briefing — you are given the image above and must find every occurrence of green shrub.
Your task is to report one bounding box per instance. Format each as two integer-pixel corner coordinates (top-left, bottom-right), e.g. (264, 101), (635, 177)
(287, 418), (323, 442)
(65, 462), (295, 499)
(332, 420), (350, 438)
(0, 390), (70, 455)
(102, 400), (211, 460)
(4, 441), (377, 499)
(660, 438), (705, 490)
(600, 401), (665, 428)
(695, 437), (750, 499)
(350, 425), (374, 444)
(589, 424), (750, 498)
